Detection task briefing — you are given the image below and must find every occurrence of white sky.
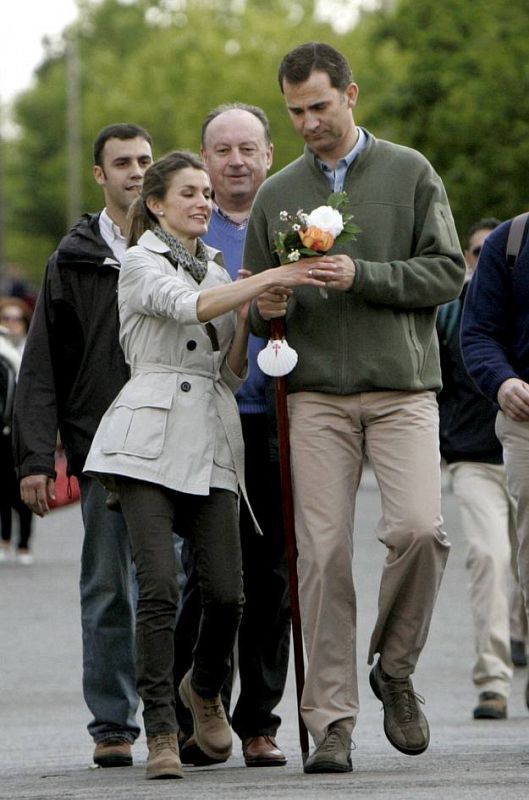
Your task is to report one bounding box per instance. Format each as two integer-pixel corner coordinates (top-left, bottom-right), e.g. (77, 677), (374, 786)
(0, 0), (79, 104)
(0, 0), (376, 106)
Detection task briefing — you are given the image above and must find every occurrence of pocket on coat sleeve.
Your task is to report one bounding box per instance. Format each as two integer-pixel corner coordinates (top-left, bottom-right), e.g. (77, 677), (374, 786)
(102, 388), (173, 459)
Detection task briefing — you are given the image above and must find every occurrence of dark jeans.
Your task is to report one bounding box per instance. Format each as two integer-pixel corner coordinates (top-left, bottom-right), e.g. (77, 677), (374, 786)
(174, 413), (291, 740)
(0, 433), (33, 549)
(117, 479), (244, 736)
(79, 477), (139, 744)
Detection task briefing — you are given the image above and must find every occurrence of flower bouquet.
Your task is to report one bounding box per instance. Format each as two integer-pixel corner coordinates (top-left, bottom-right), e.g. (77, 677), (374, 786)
(257, 192), (360, 377)
(275, 191), (360, 276)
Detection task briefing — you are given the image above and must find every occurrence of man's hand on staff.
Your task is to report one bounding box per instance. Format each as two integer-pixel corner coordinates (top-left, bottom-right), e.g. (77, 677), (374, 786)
(256, 287), (293, 320)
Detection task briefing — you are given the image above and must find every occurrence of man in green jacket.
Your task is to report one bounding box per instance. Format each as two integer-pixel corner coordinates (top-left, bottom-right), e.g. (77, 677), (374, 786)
(246, 42), (465, 774)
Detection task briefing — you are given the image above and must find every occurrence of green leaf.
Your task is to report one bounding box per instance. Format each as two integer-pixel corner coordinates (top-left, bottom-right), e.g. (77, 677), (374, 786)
(327, 191), (349, 210)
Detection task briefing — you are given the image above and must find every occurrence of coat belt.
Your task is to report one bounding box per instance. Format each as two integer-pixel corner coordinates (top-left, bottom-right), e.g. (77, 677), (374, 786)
(131, 361), (262, 535)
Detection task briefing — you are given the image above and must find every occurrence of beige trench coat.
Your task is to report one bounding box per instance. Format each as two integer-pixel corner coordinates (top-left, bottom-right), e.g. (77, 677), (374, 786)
(84, 230), (249, 499)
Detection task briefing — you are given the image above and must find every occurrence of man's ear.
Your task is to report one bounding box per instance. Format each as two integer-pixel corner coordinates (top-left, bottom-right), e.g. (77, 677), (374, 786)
(266, 143), (274, 171)
(93, 165), (106, 186)
(346, 82), (359, 109)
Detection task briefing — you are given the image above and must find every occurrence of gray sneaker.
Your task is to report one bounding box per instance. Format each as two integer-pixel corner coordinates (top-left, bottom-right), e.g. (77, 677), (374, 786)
(369, 659), (429, 755)
(178, 670), (232, 762)
(303, 719), (353, 774)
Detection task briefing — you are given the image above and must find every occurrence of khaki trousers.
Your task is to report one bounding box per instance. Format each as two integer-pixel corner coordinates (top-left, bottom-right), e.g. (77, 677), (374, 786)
(495, 412), (529, 622)
(288, 390), (450, 743)
(448, 462), (516, 696)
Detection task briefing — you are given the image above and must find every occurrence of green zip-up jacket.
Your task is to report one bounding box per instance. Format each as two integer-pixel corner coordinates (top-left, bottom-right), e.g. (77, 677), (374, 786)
(246, 131), (465, 395)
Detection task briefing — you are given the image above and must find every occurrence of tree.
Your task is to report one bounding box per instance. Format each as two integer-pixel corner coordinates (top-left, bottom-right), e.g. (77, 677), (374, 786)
(4, 0), (344, 279)
(347, 0), (529, 238)
(7, 0), (529, 278)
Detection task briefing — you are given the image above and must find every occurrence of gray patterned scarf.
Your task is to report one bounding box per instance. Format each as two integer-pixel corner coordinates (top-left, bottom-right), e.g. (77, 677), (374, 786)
(153, 225), (209, 284)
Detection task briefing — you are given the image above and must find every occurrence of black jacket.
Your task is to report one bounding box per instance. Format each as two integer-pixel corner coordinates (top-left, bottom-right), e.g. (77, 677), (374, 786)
(13, 213), (129, 478)
(436, 283), (502, 465)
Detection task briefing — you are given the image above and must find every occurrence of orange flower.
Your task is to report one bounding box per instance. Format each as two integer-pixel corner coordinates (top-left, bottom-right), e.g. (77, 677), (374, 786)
(299, 225), (335, 252)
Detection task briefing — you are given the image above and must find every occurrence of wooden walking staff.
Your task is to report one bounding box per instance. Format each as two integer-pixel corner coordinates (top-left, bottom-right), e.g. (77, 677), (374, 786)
(258, 317), (309, 763)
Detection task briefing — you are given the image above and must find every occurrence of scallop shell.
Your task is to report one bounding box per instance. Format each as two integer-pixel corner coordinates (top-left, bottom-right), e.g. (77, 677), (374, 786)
(257, 337), (298, 377)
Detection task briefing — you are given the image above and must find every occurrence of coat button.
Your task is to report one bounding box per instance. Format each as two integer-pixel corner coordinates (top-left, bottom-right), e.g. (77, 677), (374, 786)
(181, 381), (191, 392)
(186, 340), (197, 350)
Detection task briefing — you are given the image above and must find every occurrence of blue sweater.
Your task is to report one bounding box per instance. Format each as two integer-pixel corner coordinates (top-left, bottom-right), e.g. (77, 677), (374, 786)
(203, 208), (268, 415)
(461, 219), (529, 404)
(437, 284), (502, 464)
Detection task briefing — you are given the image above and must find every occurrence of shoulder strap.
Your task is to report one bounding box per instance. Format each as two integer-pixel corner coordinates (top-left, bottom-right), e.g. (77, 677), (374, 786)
(437, 299), (461, 341)
(506, 211), (529, 269)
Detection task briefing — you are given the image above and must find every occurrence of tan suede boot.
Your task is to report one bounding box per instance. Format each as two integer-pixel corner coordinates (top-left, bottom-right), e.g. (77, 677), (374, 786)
(146, 733), (184, 780)
(93, 738), (132, 768)
(178, 670), (232, 761)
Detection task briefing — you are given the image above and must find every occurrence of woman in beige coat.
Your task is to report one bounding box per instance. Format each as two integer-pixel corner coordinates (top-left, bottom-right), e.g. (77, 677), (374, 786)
(84, 151), (325, 781)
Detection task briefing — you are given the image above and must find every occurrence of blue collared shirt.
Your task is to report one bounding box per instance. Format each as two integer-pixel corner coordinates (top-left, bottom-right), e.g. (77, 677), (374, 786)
(317, 127), (367, 192)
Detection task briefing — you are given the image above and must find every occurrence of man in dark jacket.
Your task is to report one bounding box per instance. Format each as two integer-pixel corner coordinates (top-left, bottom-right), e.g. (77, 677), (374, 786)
(461, 213), (529, 716)
(13, 123), (153, 767)
(438, 218), (522, 720)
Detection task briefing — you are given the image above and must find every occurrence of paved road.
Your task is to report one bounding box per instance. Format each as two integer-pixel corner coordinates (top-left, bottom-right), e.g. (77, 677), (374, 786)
(1, 471), (528, 799)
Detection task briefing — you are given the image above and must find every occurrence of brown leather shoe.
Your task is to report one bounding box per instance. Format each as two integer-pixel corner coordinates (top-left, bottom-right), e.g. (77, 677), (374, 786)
(242, 736), (287, 767)
(93, 738), (132, 767)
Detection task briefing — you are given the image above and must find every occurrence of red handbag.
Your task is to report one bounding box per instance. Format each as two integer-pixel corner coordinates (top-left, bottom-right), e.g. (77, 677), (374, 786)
(49, 446), (80, 509)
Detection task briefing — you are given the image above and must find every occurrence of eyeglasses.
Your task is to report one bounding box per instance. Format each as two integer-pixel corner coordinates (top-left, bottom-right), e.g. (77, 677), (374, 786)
(470, 245), (482, 258)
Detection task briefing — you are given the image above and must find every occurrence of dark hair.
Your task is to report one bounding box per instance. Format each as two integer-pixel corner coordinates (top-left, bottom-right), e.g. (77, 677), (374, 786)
(0, 296), (33, 333)
(201, 102), (272, 147)
(127, 151), (208, 247)
(278, 42), (353, 92)
(465, 217), (500, 248)
(93, 123), (153, 167)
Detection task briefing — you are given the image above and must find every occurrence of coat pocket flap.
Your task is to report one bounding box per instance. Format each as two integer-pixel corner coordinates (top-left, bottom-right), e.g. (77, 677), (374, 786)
(102, 384), (174, 459)
(115, 386), (173, 412)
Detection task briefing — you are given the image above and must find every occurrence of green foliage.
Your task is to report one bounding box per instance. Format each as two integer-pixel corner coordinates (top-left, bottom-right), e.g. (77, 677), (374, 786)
(3, 0), (344, 280)
(347, 0), (529, 240)
(4, 0), (529, 281)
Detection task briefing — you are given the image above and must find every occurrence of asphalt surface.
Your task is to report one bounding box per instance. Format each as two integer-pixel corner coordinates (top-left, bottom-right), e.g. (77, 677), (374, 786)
(1, 470), (529, 799)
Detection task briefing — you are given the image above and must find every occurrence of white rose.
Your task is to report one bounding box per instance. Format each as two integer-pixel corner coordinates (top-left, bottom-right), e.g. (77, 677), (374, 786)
(305, 205), (343, 237)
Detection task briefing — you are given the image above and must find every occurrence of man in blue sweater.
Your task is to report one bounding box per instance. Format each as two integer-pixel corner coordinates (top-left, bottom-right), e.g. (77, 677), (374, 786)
(461, 215), (529, 712)
(173, 103), (289, 768)
(438, 218), (520, 719)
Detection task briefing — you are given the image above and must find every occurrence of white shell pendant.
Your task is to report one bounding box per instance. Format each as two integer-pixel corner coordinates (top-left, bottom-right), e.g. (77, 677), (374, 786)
(257, 337), (298, 377)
